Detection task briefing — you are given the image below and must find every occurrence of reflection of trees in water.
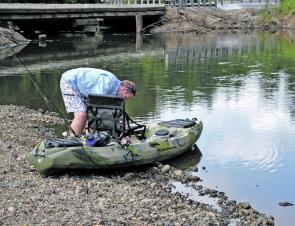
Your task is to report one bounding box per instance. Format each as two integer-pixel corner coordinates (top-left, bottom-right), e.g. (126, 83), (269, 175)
(0, 34), (162, 76)
(0, 71), (65, 114)
(1, 32), (295, 121)
(159, 32), (295, 120)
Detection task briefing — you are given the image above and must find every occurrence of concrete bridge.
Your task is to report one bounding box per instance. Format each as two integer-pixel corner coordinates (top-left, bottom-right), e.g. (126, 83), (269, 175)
(0, 1), (277, 34)
(0, 3), (165, 33)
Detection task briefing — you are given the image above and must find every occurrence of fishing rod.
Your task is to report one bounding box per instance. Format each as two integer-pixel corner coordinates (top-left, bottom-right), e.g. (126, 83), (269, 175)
(1, 35), (69, 124)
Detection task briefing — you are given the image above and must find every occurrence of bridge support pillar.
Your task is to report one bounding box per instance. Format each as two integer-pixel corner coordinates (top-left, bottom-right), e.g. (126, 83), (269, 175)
(136, 32), (142, 50)
(135, 15), (142, 33)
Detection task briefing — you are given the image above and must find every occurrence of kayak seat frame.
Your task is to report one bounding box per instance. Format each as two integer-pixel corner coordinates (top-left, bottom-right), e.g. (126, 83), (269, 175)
(85, 94), (126, 138)
(85, 94), (146, 140)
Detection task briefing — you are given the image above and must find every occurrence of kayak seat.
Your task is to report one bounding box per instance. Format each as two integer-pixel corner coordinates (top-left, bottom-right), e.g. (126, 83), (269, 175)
(85, 94), (146, 140)
(85, 94), (126, 137)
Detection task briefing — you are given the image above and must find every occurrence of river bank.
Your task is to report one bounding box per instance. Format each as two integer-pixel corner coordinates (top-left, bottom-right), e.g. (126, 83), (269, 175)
(151, 6), (295, 33)
(0, 104), (275, 225)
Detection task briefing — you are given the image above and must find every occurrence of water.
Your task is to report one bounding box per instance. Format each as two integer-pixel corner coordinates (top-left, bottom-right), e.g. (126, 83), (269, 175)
(1, 31), (295, 225)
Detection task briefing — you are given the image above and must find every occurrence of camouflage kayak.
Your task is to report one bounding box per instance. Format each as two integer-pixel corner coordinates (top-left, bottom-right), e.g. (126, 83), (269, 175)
(27, 118), (203, 175)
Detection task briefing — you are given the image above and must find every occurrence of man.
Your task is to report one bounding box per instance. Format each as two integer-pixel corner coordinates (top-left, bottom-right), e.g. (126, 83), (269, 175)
(60, 67), (136, 135)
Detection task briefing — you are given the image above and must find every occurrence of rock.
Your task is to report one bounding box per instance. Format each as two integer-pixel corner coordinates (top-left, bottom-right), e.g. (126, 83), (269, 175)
(161, 165), (171, 174)
(76, 187), (89, 195)
(279, 201), (294, 207)
(173, 169), (183, 177)
(239, 202), (251, 209)
(266, 216), (275, 225)
(140, 199), (154, 205)
(44, 188), (56, 195)
(203, 188), (211, 195)
(185, 175), (200, 183)
(209, 193), (218, 198)
(217, 191), (225, 198)
(190, 165), (198, 172)
(124, 172), (134, 179)
(150, 183), (157, 189)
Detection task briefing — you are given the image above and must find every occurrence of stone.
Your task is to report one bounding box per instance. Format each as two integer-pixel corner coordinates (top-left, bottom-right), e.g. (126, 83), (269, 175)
(279, 201), (294, 207)
(173, 169), (183, 177)
(161, 165), (171, 174)
(240, 202), (251, 209)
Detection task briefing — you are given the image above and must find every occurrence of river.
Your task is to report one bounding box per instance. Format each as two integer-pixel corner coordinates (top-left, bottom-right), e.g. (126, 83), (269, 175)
(0, 30), (294, 225)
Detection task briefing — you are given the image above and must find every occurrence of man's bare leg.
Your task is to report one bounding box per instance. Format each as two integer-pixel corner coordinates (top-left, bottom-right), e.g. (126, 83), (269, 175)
(71, 112), (87, 135)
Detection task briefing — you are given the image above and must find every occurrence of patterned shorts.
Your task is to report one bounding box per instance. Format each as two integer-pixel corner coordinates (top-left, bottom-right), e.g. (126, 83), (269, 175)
(60, 79), (86, 113)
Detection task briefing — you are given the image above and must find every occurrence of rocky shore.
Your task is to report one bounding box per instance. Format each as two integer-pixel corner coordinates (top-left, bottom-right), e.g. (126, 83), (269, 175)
(0, 105), (275, 225)
(151, 6), (295, 33)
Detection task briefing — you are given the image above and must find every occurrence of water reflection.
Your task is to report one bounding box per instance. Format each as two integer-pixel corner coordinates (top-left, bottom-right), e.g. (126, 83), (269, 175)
(168, 145), (202, 170)
(0, 43), (27, 60)
(1, 31), (295, 225)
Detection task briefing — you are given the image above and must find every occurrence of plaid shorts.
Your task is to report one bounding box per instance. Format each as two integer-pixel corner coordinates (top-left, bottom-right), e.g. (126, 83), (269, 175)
(60, 79), (86, 113)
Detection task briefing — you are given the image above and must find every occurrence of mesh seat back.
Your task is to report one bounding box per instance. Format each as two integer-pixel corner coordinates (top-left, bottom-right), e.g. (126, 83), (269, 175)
(85, 94), (125, 135)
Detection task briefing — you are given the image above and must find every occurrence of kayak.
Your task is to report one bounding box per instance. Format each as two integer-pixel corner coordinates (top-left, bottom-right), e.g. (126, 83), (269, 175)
(27, 118), (203, 175)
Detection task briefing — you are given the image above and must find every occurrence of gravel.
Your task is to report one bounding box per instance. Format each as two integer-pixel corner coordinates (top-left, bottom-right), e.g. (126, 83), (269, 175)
(0, 104), (275, 225)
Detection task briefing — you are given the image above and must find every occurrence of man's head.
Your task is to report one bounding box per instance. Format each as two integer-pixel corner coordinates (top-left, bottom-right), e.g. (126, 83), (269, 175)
(117, 80), (136, 100)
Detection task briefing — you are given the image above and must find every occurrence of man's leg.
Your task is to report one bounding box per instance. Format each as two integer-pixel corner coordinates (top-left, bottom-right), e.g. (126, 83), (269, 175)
(71, 112), (87, 135)
(60, 79), (87, 135)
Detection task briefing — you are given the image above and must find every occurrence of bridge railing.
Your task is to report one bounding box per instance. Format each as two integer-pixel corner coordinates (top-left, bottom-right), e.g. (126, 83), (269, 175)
(166, 0), (217, 7)
(165, 0), (278, 7)
(107, 0), (164, 4)
(219, 0), (278, 3)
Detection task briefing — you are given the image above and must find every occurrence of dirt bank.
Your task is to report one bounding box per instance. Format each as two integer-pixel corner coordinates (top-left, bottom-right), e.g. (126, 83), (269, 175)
(0, 105), (275, 225)
(151, 6), (295, 33)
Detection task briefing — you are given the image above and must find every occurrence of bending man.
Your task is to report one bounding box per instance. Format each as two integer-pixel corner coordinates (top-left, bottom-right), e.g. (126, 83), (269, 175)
(60, 67), (136, 135)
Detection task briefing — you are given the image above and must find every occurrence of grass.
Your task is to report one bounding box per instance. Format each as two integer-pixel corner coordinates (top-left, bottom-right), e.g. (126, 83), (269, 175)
(258, 0), (295, 24)
(278, 0), (295, 15)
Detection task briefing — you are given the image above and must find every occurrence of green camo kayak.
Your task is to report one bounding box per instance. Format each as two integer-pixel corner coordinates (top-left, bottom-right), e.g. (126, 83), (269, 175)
(27, 118), (203, 175)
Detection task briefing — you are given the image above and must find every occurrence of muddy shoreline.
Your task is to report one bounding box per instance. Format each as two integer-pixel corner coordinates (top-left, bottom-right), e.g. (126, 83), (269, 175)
(0, 105), (275, 225)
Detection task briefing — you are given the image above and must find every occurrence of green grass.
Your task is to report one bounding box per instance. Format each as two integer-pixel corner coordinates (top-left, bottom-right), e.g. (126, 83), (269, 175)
(258, 0), (295, 24)
(279, 0), (295, 15)
(258, 7), (275, 23)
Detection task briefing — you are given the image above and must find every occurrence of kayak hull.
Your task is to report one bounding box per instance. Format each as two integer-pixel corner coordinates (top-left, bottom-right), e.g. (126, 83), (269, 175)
(27, 120), (203, 175)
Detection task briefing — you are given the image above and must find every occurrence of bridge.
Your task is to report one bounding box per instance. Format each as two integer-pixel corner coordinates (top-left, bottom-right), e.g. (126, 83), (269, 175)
(0, 1), (277, 34)
(0, 3), (165, 33)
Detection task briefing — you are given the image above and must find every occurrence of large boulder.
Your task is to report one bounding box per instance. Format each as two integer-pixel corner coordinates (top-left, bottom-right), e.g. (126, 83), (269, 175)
(0, 27), (29, 49)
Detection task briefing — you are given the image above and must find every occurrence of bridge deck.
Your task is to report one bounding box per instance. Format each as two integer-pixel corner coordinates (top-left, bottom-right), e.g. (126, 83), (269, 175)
(0, 3), (165, 20)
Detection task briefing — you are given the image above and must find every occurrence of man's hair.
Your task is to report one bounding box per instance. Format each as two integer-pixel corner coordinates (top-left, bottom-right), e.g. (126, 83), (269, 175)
(121, 80), (136, 95)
